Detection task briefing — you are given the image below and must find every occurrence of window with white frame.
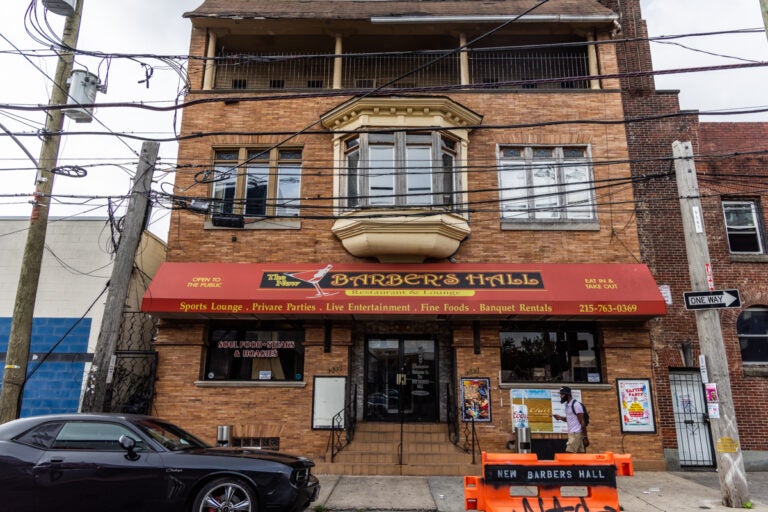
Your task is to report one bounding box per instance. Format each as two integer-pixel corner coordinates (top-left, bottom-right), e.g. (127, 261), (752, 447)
(211, 147), (302, 217)
(722, 200), (764, 254)
(737, 307), (768, 364)
(344, 131), (457, 209)
(498, 146), (596, 222)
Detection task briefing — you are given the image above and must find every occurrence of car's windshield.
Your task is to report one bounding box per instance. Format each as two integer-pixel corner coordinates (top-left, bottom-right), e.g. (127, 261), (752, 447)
(134, 418), (209, 451)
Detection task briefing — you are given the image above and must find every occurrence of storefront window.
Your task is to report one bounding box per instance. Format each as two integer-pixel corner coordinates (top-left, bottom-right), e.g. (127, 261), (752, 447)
(205, 323), (305, 381)
(500, 325), (601, 384)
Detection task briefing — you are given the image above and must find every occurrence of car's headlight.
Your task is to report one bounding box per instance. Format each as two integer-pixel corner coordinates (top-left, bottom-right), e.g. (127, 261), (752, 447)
(291, 468), (310, 486)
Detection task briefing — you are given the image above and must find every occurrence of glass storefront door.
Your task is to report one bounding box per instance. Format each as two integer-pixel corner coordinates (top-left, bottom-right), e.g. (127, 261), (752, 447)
(365, 337), (437, 422)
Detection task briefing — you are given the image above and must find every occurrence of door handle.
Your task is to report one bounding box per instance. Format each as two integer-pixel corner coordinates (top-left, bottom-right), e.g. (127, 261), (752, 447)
(49, 457), (64, 463)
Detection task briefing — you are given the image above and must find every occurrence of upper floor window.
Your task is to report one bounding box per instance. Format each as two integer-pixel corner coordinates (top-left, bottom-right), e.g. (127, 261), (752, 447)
(737, 307), (768, 364)
(499, 146), (596, 222)
(211, 148), (302, 217)
(344, 131), (457, 209)
(722, 200), (765, 254)
(500, 325), (601, 384)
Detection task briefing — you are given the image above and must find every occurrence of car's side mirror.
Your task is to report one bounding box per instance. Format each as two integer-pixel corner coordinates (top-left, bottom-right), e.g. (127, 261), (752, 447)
(119, 435), (140, 461)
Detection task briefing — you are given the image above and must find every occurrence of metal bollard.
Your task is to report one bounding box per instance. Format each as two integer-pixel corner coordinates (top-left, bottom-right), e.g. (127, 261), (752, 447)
(217, 425), (232, 447)
(515, 426), (531, 453)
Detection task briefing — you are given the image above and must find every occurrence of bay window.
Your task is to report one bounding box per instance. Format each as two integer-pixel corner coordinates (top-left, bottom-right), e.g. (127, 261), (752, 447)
(344, 131), (457, 209)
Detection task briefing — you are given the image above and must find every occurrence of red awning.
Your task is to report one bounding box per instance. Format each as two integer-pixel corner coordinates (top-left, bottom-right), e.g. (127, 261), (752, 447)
(141, 263), (667, 319)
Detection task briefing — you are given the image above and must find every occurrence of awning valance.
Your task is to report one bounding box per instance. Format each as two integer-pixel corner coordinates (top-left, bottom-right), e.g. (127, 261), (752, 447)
(141, 263), (667, 319)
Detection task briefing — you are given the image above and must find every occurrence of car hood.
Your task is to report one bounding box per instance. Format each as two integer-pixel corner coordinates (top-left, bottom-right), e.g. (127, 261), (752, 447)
(184, 447), (315, 468)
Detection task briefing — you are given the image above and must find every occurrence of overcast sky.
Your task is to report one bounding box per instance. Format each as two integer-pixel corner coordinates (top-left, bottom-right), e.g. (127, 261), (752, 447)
(1, 0), (766, 240)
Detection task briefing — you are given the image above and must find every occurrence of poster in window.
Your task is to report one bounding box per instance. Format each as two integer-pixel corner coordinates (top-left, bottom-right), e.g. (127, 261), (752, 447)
(461, 377), (491, 422)
(617, 378), (656, 433)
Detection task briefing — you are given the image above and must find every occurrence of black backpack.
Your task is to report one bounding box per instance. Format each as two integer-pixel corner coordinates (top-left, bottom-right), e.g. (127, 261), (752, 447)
(571, 400), (590, 426)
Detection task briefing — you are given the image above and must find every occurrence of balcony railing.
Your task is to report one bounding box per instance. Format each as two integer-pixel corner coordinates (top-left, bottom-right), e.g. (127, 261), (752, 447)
(212, 48), (590, 91)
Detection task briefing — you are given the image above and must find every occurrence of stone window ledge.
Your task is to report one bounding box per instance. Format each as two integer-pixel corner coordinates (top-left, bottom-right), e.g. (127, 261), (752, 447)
(729, 254), (768, 263)
(195, 380), (306, 388)
(743, 365), (768, 378)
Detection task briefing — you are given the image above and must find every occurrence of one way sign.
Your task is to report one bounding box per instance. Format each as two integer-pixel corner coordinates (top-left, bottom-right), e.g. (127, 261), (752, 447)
(683, 289), (742, 310)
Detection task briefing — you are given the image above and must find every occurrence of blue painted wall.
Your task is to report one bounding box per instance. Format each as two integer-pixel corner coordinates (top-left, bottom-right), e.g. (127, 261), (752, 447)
(0, 317), (92, 417)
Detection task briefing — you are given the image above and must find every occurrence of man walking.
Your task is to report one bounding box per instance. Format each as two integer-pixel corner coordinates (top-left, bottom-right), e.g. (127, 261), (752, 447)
(552, 386), (588, 453)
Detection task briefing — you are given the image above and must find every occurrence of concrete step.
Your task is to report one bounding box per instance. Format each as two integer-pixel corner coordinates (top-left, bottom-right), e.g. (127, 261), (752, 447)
(319, 421), (478, 475)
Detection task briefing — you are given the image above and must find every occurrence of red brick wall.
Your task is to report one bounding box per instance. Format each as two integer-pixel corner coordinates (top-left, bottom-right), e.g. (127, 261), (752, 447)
(604, 0), (768, 460)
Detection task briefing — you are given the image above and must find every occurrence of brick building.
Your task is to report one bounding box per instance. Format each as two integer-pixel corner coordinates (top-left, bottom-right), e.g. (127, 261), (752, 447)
(142, 0), (671, 473)
(629, 121), (768, 471)
(603, 0), (768, 470)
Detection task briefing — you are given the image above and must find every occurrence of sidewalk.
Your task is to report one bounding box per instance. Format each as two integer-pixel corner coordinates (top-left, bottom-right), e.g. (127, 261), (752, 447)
(314, 472), (768, 512)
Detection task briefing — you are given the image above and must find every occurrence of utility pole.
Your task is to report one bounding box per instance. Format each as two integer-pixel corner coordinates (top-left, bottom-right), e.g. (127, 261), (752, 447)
(673, 140), (749, 508)
(761, 0), (768, 42)
(81, 141), (159, 413)
(0, 0), (84, 423)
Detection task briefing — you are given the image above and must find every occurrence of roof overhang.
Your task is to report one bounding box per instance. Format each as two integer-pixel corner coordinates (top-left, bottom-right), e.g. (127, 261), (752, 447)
(369, 14), (619, 24)
(141, 262), (667, 321)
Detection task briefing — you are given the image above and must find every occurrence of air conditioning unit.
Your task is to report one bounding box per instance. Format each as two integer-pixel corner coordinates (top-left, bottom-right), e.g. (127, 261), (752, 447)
(62, 70), (101, 123)
(42, 0), (76, 17)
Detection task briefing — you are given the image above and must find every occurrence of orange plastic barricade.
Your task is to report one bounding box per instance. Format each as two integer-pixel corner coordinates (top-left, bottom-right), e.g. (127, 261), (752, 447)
(464, 451), (633, 512)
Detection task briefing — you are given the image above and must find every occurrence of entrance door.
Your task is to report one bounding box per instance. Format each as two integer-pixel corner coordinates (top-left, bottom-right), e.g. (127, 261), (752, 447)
(365, 337), (437, 422)
(670, 370), (715, 467)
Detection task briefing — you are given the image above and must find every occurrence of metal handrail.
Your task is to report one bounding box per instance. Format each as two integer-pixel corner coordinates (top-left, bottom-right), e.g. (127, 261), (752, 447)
(464, 416), (481, 464)
(213, 47), (590, 91)
(446, 383), (460, 445)
(453, 406), (481, 464)
(329, 384), (357, 462)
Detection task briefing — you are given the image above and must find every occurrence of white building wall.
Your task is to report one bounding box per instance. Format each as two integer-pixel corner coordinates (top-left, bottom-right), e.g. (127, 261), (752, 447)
(0, 217), (114, 352)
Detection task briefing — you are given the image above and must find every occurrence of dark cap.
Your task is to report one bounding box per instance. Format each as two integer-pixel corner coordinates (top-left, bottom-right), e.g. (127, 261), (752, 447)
(559, 386), (572, 395)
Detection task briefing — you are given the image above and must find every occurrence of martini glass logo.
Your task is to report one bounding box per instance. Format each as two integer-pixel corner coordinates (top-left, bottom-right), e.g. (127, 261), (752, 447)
(283, 264), (338, 298)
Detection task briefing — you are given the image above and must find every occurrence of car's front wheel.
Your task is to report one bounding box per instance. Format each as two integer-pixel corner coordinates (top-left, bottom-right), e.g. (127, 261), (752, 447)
(193, 477), (257, 512)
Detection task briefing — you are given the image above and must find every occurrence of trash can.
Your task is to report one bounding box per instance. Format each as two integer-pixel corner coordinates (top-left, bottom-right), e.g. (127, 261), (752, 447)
(217, 425), (232, 447)
(515, 426), (531, 453)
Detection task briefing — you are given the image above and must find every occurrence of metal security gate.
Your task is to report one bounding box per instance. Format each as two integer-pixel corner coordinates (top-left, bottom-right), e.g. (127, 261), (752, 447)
(669, 370), (715, 468)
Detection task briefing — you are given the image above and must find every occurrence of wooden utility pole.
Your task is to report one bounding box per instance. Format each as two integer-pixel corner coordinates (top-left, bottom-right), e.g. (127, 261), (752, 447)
(673, 141), (749, 508)
(81, 142), (159, 413)
(0, 0), (84, 423)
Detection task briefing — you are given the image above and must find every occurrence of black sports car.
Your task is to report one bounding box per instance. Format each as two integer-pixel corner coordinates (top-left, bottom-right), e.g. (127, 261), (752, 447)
(0, 413), (320, 512)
